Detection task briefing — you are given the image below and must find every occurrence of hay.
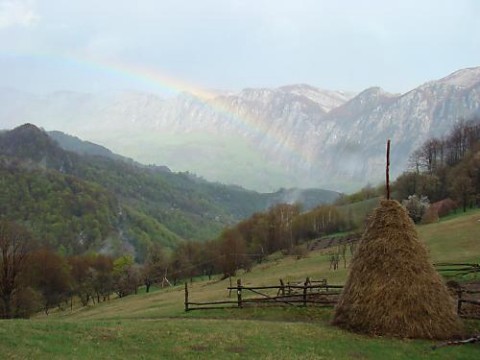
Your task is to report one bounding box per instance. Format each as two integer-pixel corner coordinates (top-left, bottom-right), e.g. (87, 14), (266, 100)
(332, 199), (463, 339)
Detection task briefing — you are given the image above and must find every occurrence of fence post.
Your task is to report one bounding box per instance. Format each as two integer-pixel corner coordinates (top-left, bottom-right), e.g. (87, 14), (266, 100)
(279, 279), (285, 296)
(457, 289), (462, 314)
(184, 282), (189, 312)
(229, 276), (232, 298)
(303, 278), (308, 307)
(237, 278), (243, 308)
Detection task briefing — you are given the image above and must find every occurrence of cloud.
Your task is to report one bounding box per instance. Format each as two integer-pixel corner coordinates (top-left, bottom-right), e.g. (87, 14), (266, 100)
(0, 0), (39, 29)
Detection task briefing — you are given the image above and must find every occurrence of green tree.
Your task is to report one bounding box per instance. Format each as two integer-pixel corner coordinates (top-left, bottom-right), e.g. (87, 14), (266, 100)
(112, 255), (139, 298)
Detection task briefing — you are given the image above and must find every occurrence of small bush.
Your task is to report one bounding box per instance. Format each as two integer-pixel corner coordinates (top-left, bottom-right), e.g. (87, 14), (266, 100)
(431, 198), (458, 218)
(421, 206), (439, 224)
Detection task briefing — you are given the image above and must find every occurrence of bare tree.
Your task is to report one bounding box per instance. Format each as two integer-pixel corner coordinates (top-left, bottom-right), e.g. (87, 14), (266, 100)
(0, 221), (34, 318)
(142, 243), (167, 293)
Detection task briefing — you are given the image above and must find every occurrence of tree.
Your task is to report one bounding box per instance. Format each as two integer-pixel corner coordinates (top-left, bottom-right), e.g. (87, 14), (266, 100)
(394, 172), (419, 201)
(411, 138), (443, 174)
(199, 240), (219, 280)
(402, 195), (430, 223)
(90, 255), (114, 302)
(237, 213), (270, 264)
(142, 243), (167, 293)
(68, 255), (95, 306)
(268, 204), (300, 253)
(112, 255), (140, 298)
(28, 249), (72, 315)
(449, 168), (474, 212)
(394, 172), (442, 203)
(169, 241), (204, 283)
(0, 221), (35, 318)
(217, 228), (248, 278)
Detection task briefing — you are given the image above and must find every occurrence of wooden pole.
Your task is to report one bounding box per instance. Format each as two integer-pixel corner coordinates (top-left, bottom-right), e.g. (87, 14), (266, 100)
(279, 279), (285, 296)
(386, 139), (391, 200)
(303, 278), (308, 307)
(237, 278), (243, 308)
(457, 289), (462, 314)
(184, 282), (189, 312)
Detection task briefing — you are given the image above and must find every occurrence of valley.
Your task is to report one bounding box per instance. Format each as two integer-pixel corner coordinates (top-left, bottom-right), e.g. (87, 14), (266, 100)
(2, 2), (480, 358)
(0, 124), (339, 258)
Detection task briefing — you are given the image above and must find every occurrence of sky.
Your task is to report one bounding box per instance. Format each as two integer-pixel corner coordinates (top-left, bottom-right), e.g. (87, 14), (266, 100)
(0, 0), (479, 97)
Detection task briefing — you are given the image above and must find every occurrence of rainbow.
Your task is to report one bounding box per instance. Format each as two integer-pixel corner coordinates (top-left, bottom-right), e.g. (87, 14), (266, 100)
(1, 51), (313, 166)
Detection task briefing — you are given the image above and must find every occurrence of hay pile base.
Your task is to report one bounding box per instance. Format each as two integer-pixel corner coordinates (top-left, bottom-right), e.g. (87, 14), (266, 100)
(332, 200), (463, 339)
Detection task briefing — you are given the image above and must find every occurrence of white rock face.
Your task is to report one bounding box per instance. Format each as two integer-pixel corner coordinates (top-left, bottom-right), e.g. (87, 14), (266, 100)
(436, 67), (480, 88)
(1, 68), (480, 192)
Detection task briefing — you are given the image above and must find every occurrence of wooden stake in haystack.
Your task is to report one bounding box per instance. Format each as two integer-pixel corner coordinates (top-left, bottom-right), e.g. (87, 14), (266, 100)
(332, 140), (463, 339)
(386, 139), (390, 200)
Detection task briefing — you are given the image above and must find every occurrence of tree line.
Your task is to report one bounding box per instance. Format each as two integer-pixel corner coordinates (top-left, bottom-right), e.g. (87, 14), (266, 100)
(0, 201), (353, 318)
(394, 116), (480, 214)
(335, 116), (480, 222)
(0, 219), (147, 318)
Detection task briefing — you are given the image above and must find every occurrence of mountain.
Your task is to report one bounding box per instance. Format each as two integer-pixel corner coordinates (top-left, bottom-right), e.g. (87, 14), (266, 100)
(0, 124), (340, 259)
(319, 68), (480, 187)
(1, 67), (480, 192)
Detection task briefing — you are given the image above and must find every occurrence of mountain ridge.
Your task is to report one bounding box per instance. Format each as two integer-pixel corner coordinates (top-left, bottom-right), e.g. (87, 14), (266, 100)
(1, 67), (480, 192)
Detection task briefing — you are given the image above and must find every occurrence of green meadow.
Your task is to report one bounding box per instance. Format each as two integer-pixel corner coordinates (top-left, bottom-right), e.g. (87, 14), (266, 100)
(1, 209), (480, 359)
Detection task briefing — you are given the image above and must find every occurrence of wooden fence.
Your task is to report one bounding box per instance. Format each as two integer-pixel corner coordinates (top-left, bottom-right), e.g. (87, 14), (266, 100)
(435, 263), (480, 319)
(185, 277), (343, 312)
(457, 288), (480, 318)
(185, 264), (480, 317)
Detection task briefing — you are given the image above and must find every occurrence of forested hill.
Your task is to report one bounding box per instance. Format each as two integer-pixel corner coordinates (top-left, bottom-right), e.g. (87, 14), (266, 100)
(48, 130), (134, 163)
(0, 124), (339, 260)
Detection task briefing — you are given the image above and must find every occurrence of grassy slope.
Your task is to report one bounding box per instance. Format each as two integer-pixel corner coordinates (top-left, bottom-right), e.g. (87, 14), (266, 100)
(1, 209), (480, 359)
(418, 209), (480, 263)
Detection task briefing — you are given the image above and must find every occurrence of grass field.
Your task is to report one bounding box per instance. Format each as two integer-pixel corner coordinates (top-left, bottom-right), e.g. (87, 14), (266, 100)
(1, 209), (480, 359)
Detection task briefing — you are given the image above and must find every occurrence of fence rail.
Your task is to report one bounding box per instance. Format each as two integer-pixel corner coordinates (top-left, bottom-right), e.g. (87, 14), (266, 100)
(455, 287), (480, 318)
(434, 263), (480, 277)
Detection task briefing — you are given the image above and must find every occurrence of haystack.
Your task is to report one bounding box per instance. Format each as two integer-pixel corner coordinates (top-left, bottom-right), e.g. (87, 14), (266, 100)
(332, 199), (463, 339)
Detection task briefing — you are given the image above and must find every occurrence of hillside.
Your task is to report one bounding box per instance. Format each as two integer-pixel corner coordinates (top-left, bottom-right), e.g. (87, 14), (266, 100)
(1, 209), (478, 359)
(58, 208), (480, 319)
(0, 124), (339, 258)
